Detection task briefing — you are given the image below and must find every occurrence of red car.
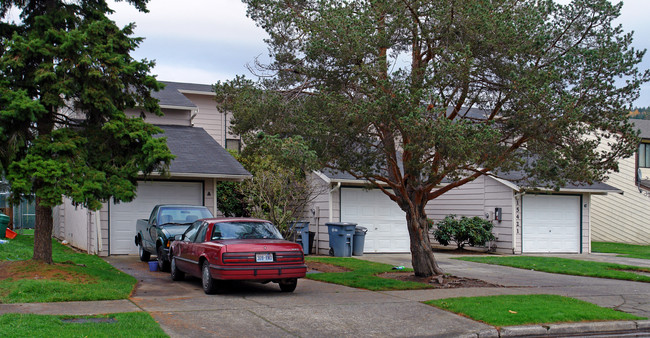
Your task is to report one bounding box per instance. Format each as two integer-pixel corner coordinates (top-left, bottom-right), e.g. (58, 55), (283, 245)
(168, 218), (307, 294)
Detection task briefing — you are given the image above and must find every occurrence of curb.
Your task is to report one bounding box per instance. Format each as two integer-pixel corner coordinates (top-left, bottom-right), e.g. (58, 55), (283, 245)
(471, 320), (650, 337)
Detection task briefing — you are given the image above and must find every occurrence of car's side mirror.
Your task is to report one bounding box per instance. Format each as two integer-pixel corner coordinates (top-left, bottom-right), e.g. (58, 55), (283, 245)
(174, 234), (183, 241)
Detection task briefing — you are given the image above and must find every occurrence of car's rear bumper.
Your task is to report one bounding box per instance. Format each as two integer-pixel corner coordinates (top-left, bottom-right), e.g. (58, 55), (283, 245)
(209, 264), (308, 280)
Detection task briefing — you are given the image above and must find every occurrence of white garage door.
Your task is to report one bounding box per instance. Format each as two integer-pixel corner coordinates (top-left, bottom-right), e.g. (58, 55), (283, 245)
(109, 181), (203, 254)
(522, 195), (580, 253)
(341, 188), (409, 253)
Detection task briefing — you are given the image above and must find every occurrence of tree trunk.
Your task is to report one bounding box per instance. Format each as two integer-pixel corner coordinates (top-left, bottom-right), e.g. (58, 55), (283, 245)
(33, 196), (53, 264)
(406, 206), (444, 277)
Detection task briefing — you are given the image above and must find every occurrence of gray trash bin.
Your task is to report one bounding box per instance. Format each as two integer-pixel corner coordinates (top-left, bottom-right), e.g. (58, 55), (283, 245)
(290, 221), (310, 255)
(352, 226), (368, 256)
(326, 222), (356, 257)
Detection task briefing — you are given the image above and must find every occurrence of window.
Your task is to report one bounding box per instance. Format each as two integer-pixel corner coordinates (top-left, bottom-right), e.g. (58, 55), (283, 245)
(194, 222), (209, 243)
(183, 220), (202, 242)
(640, 143), (650, 168)
(225, 138), (241, 152)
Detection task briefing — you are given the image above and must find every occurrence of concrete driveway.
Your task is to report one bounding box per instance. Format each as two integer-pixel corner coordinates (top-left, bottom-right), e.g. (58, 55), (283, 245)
(105, 255), (493, 337)
(102, 252), (650, 337)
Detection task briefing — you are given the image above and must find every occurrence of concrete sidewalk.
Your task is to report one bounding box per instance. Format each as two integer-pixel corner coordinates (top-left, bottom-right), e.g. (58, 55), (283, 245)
(1, 253), (650, 337)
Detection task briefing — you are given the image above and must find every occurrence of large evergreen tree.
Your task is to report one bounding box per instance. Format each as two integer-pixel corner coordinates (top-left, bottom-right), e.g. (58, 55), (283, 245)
(0, 0), (173, 263)
(220, 0), (649, 276)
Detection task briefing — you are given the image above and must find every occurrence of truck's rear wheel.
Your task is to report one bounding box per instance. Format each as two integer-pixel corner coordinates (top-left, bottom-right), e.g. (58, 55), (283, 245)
(138, 240), (150, 262)
(157, 246), (171, 272)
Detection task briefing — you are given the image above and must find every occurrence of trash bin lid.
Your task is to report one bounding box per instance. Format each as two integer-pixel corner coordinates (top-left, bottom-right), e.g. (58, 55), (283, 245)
(355, 226), (368, 233)
(325, 222), (357, 226)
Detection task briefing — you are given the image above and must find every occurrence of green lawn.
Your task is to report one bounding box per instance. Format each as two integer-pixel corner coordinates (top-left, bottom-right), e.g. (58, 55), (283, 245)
(426, 294), (645, 327)
(305, 256), (433, 291)
(0, 312), (167, 337)
(592, 242), (650, 260)
(0, 235), (137, 303)
(456, 256), (650, 282)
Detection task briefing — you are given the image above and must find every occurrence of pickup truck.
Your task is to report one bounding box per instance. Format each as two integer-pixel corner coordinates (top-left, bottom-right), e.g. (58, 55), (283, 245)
(135, 204), (213, 271)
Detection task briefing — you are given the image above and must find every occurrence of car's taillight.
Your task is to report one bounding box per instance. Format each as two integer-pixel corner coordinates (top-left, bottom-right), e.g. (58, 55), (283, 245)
(222, 252), (255, 263)
(275, 251), (304, 263)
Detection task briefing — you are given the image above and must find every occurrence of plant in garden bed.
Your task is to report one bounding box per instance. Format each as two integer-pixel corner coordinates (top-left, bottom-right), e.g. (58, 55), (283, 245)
(432, 215), (495, 249)
(0, 235), (136, 303)
(426, 294), (645, 327)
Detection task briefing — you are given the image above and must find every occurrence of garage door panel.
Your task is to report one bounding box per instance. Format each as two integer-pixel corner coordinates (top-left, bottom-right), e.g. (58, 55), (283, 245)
(341, 188), (409, 253)
(109, 181), (203, 255)
(522, 195), (580, 253)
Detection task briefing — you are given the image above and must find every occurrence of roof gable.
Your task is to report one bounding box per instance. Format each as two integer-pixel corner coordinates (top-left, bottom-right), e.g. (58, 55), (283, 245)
(154, 81), (215, 109)
(155, 125), (250, 179)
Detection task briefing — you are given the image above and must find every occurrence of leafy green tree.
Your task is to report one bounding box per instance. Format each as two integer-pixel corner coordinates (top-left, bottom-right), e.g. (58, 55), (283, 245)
(222, 134), (323, 239)
(0, 0), (173, 263)
(218, 0), (648, 276)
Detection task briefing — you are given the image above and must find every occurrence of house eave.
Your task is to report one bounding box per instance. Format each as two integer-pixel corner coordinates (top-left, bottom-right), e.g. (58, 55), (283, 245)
(178, 89), (216, 96)
(144, 172), (252, 181)
(159, 104), (196, 110)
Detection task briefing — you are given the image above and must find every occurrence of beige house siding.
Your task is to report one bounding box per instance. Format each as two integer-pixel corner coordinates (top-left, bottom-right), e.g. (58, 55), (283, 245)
(185, 93), (226, 146)
(591, 153), (650, 244)
(426, 176), (515, 253)
(52, 200), (99, 255)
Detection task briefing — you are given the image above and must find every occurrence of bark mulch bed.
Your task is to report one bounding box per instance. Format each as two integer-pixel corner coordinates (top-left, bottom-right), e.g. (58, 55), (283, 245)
(306, 260), (502, 289)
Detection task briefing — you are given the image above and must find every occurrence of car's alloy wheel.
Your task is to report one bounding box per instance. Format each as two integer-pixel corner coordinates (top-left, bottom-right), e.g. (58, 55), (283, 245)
(170, 256), (185, 281)
(279, 278), (298, 292)
(202, 261), (218, 294)
(157, 246), (171, 272)
(138, 242), (150, 262)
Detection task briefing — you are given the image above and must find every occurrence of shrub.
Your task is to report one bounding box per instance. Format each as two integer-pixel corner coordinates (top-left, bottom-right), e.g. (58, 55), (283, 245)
(432, 215), (495, 249)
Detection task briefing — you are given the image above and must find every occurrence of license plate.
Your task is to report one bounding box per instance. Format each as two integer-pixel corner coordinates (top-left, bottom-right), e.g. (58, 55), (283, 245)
(256, 253), (274, 262)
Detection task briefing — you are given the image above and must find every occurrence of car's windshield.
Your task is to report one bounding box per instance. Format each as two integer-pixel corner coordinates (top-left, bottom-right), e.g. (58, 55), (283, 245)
(211, 222), (283, 240)
(159, 207), (212, 224)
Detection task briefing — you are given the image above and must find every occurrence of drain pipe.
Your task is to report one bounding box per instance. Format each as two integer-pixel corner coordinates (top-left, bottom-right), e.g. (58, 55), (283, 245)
(329, 182), (341, 222)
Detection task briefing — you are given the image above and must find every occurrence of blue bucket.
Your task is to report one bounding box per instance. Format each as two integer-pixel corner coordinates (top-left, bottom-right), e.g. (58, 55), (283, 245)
(148, 261), (158, 272)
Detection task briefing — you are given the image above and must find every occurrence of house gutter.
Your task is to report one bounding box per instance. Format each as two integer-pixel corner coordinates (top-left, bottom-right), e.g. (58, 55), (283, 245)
(213, 178), (218, 216)
(144, 172), (252, 181)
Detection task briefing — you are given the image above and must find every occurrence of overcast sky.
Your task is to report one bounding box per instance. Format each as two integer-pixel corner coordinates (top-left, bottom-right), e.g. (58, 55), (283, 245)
(108, 0), (650, 107)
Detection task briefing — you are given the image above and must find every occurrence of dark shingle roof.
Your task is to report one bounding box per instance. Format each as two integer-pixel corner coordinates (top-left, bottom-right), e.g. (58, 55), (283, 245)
(156, 125), (250, 179)
(631, 119), (650, 139)
(153, 81), (215, 109)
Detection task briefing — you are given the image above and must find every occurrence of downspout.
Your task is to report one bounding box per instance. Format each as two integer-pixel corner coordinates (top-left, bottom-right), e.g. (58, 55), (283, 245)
(329, 182), (341, 222)
(213, 178), (218, 215)
(95, 209), (102, 253)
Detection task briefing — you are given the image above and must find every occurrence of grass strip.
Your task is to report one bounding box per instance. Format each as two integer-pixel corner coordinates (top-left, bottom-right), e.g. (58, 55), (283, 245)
(592, 242), (650, 260)
(426, 294), (645, 327)
(456, 256), (650, 282)
(0, 312), (167, 337)
(0, 235), (136, 303)
(305, 256), (432, 291)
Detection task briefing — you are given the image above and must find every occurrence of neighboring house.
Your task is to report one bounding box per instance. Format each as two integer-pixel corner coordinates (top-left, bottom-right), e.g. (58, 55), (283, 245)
(306, 170), (620, 255)
(591, 119), (650, 244)
(53, 82), (251, 256)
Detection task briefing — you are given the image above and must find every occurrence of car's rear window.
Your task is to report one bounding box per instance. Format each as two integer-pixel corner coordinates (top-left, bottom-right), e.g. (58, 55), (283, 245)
(159, 207), (212, 224)
(211, 222), (283, 240)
